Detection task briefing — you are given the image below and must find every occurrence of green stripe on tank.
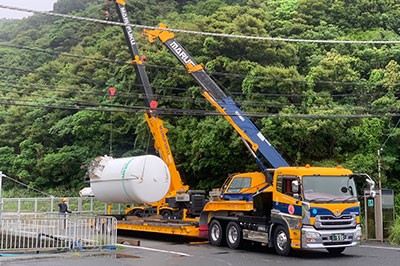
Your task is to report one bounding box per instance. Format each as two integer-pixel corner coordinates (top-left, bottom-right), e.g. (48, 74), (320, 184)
(121, 157), (136, 202)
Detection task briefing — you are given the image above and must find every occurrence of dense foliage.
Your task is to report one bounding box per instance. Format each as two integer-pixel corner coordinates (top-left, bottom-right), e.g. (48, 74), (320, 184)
(0, 0), (399, 216)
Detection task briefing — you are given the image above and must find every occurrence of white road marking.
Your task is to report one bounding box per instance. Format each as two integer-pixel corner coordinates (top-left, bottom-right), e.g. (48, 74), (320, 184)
(117, 244), (192, 257)
(360, 245), (400, 251)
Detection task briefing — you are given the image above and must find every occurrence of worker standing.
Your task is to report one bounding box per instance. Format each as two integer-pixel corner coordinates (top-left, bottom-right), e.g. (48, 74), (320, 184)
(58, 198), (71, 214)
(58, 198), (71, 230)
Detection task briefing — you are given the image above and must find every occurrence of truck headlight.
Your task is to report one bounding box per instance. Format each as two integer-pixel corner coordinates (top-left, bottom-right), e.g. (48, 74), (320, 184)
(305, 231), (321, 242)
(305, 231), (321, 238)
(355, 226), (362, 241)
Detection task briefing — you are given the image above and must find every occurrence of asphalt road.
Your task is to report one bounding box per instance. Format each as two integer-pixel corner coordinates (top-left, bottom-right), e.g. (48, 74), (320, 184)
(2, 231), (400, 266)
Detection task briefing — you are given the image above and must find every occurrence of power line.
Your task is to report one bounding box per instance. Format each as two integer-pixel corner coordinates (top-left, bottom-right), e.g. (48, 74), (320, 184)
(0, 66), (103, 85)
(1, 4), (400, 45)
(1, 82), (396, 113)
(2, 42), (400, 90)
(0, 97), (398, 119)
(380, 118), (400, 149)
(0, 62), (397, 103)
(2, 174), (52, 197)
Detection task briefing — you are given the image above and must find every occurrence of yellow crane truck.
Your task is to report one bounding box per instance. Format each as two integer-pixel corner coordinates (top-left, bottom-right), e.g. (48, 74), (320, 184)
(104, 2), (376, 256)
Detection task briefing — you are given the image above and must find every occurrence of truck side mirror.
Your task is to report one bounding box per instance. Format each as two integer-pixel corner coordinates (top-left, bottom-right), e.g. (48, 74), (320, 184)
(292, 180), (299, 193)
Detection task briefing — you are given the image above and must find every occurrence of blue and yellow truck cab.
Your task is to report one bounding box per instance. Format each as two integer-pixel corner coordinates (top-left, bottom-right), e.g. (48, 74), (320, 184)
(200, 165), (372, 256)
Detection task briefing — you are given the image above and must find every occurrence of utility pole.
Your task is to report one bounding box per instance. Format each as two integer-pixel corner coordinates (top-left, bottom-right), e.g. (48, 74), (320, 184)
(0, 171), (2, 219)
(377, 148), (382, 189)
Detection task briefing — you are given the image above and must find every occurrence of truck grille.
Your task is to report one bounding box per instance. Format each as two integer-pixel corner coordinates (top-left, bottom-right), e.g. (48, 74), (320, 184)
(314, 215), (356, 229)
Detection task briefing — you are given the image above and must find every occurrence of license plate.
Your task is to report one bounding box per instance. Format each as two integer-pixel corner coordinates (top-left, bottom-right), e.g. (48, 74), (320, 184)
(332, 234), (345, 241)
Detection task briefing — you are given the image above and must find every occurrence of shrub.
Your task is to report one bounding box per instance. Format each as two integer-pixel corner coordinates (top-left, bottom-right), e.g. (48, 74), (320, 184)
(389, 218), (400, 245)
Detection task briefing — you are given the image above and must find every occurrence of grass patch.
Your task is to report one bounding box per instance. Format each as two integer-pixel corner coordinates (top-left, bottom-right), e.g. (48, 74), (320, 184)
(389, 218), (400, 245)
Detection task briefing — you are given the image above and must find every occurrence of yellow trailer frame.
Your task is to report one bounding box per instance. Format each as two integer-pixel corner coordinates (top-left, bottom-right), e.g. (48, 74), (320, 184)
(117, 221), (200, 237)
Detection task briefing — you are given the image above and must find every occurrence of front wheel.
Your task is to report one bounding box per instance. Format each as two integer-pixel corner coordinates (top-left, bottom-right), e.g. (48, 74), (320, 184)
(209, 220), (225, 246)
(326, 247), (345, 255)
(273, 225), (291, 256)
(226, 222), (243, 249)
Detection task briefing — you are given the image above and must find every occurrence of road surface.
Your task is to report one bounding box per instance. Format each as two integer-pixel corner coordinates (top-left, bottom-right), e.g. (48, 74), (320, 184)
(2, 231), (399, 266)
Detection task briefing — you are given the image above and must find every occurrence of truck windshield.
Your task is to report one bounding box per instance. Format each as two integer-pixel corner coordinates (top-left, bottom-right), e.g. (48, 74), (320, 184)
(302, 175), (358, 203)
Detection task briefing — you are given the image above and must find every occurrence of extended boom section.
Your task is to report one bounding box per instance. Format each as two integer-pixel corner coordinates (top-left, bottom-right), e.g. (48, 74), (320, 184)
(114, 0), (154, 105)
(143, 24), (289, 169)
(112, 1), (207, 218)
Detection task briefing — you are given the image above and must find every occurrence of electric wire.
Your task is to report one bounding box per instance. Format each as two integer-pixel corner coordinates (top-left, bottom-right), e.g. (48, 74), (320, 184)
(0, 66), (104, 85)
(2, 174), (53, 197)
(2, 43), (400, 90)
(380, 118), (400, 150)
(1, 4), (400, 44)
(1, 82), (397, 113)
(0, 62), (398, 104)
(0, 97), (398, 119)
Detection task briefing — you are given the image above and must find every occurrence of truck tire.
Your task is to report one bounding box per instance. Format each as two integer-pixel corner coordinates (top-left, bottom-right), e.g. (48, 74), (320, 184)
(326, 247), (345, 255)
(209, 220), (225, 246)
(226, 222), (243, 249)
(160, 209), (172, 219)
(273, 225), (291, 256)
(130, 209), (144, 217)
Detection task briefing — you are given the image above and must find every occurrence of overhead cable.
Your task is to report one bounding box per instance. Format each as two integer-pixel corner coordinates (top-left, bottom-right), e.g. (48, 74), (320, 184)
(1, 4), (400, 44)
(0, 98), (398, 119)
(0, 83), (396, 112)
(2, 174), (53, 197)
(1, 43), (399, 89)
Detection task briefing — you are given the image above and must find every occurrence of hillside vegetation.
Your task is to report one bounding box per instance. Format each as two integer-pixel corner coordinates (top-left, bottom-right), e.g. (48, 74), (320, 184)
(0, 0), (399, 216)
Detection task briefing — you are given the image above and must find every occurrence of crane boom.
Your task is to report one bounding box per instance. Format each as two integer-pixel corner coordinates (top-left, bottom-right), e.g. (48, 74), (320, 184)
(113, 2), (187, 201)
(143, 24), (289, 169)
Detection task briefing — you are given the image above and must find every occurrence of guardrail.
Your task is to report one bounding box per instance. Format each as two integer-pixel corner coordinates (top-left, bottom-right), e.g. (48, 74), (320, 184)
(0, 197), (125, 217)
(0, 215), (117, 251)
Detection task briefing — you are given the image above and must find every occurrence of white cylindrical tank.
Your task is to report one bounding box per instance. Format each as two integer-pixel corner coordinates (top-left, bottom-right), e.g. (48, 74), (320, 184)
(88, 155), (171, 204)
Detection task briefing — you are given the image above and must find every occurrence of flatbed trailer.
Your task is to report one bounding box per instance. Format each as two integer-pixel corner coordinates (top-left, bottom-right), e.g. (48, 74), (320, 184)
(116, 218), (201, 237)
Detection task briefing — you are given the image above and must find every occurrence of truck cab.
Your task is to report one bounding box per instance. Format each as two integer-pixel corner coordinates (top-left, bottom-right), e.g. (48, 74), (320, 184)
(201, 165), (366, 255)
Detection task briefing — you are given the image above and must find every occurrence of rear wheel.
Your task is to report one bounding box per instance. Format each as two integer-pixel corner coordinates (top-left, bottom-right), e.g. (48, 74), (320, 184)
(226, 222), (243, 249)
(209, 220), (224, 246)
(273, 225), (291, 256)
(326, 247), (345, 255)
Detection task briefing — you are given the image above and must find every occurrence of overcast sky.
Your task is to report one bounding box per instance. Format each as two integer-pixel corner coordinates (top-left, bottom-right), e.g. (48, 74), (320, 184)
(0, 0), (58, 19)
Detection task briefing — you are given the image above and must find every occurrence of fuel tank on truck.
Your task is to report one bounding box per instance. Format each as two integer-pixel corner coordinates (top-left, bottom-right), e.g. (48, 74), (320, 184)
(87, 155), (171, 204)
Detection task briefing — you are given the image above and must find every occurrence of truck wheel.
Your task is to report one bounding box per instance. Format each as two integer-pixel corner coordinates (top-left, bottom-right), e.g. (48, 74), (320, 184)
(226, 222), (243, 249)
(326, 247), (345, 255)
(131, 209), (144, 217)
(209, 220), (225, 246)
(160, 210), (172, 219)
(273, 225), (291, 256)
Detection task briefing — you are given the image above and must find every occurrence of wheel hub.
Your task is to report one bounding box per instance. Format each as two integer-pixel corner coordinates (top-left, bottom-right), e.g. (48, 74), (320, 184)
(228, 226), (238, 243)
(211, 225), (220, 241)
(277, 231), (288, 250)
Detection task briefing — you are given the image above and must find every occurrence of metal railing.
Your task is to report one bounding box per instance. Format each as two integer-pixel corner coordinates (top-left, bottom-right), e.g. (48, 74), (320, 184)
(0, 197), (125, 217)
(0, 215), (117, 251)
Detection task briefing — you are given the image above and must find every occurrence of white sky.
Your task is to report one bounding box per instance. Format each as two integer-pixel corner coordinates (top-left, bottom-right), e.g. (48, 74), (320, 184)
(0, 0), (58, 19)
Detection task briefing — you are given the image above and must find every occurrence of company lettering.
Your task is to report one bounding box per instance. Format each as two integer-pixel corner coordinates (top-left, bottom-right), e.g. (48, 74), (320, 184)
(120, 7), (136, 46)
(170, 41), (196, 66)
(159, 126), (171, 156)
